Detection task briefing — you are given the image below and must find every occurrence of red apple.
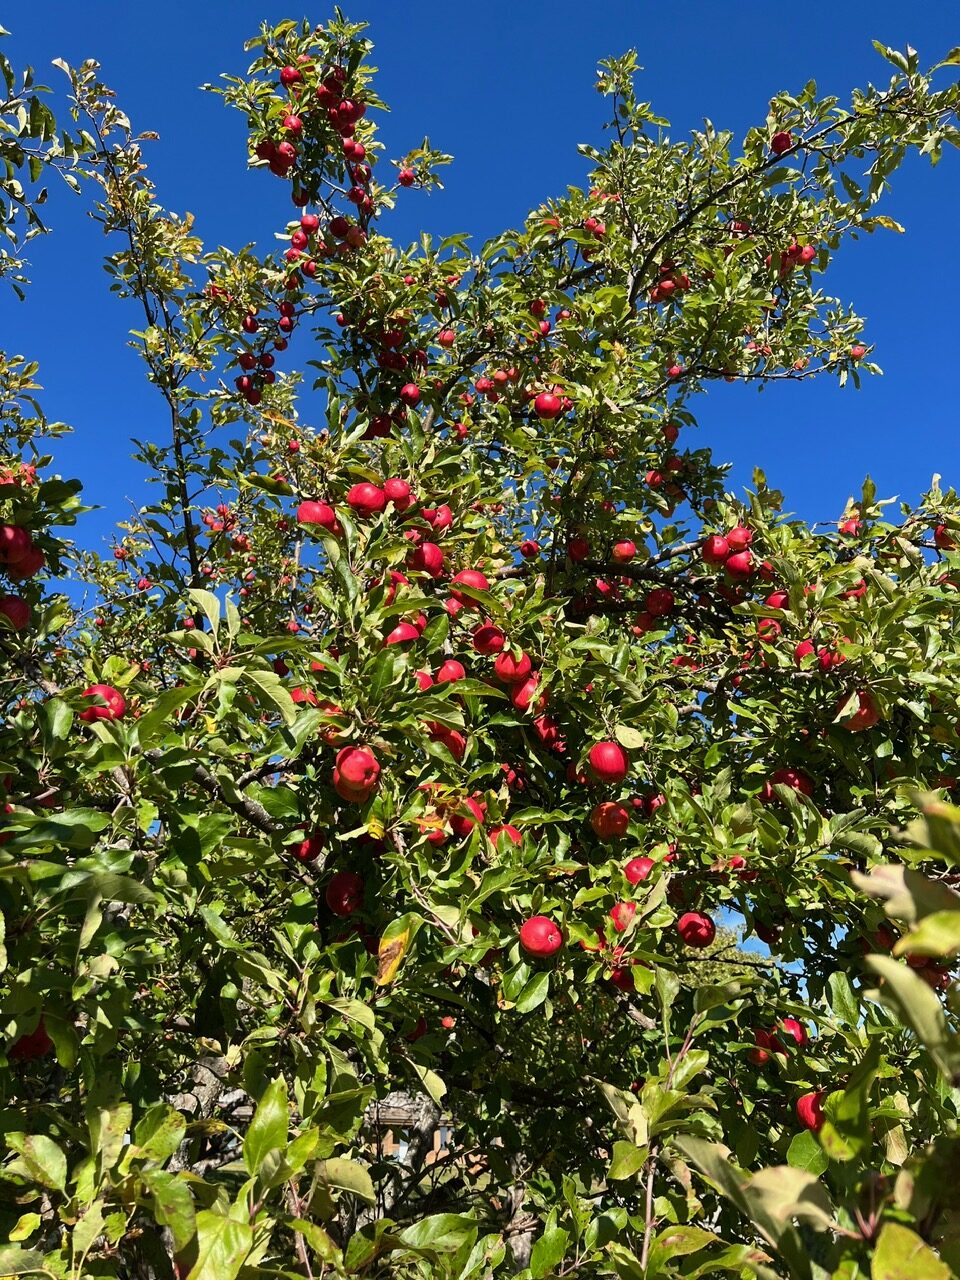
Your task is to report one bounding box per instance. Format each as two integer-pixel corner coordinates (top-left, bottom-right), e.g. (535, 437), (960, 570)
(796, 1089), (826, 1133)
(0, 594), (30, 631)
(297, 500), (338, 530)
(326, 871), (363, 916)
(519, 915), (564, 957)
(450, 569), (490, 604)
(436, 659), (467, 684)
(760, 767), (814, 803)
(78, 684), (126, 723)
(346, 482), (386, 517)
(590, 802), (630, 840)
(702, 534), (730, 566)
(493, 650), (532, 684)
(408, 541), (444, 578)
(624, 856), (655, 885)
(609, 900), (637, 932)
(587, 741), (630, 785)
(385, 622), (420, 646)
(835, 689), (880, 732)
(677, 911), (715, 948)
(488, 824), (522, 846)
(771, 130), (793, 155)
(472, 622), (505, 654)
(9, 1017), (54, 1062)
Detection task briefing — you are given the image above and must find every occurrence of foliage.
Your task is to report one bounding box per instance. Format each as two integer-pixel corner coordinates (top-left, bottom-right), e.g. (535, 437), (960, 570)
(2, 15), (960, 1278)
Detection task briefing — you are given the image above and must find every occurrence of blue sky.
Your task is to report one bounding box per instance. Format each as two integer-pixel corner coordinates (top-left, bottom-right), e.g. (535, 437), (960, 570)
(5, 1), (960, 554)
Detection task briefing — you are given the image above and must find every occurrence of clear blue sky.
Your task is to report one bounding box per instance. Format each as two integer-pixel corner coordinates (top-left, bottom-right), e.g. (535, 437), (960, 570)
(6, 2), (960, 553)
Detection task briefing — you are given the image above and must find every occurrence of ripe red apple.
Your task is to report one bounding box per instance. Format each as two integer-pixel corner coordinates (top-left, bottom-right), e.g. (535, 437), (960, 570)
(726, 526), (752, 551)
(450, 568), (490, 604)
(835, 689), (880, 732)
(488, 824), (522, 846)
(421, 504), (453, 530)
(725, 550), (754, 578)
(385, 622), (420, 646)
(510, 673), (544, 713)
(346, 482), (386, 517)
(294, 832), (325, 862)
(325, 871), (363, 916)
(778, 1016), (808, 1047)
(9, 1017), (54, 1062)
(795, 1089), (826, 1133)
(493, 650), (532, 684)
(676, 911), (715, 948)
(399, 382), (421, 407)
(612, 540), (636, 563)
(771, 130), (793, 155)
(436, 659), (466, 684)
(450, 795), (486, 838)
(472, 622), (505, 654)
(850, 344), (866, 360)
(567, 536), (590, 563)
(534, 391), (563, 419)
(0, 524), (32, 563)
(0, 594), (30, 631)
(701, 534), (730, 566)
(383, 477), (414, 510)
(587, 741), (630, 785)
(437, 329), (456, 348)
(590, 801), (630, 840)
(747, 1027), (775, 1067)
(644, 587), (674, 617)
(519, 915), (564, 957)
(333, 745), (380, 801)
(297, 500), (338, 530)
(519, 540), (540, 559)
(78, 684), (126, 723)
(624, 856), (655, 885)
(609, 900), (637, 932)
(934, 524), (956, 551)
(760, 767), (814, 803)
(398, 167), (416, 186)
(408, 541), (444, 577)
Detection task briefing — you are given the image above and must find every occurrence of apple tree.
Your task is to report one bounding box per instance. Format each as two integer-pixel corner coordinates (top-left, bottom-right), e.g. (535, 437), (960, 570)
(3, 15), (960, 1279)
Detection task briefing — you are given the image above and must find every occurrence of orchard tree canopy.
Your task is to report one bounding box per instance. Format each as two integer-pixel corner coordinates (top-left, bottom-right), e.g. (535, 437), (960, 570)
(4, 15), (960, 1279)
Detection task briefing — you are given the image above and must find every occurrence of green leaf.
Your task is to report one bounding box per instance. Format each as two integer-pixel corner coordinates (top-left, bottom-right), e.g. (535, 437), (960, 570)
(0, 1246), (47, 1275)
(242, 1075), (288, 1174)
(828, 971), (859, 1025)
(398, 1213), (478, 1253)
(530, 1222), (570, 1277)
(131, 1104), (186, 1164)
(867, 955), (960, 1080)
(614, 725), (645, 750)
(6, 1132), (67, 1191)
(87, 1101), (132, 1172)
(184, 1211), (252, 1280)
(786, 1129), (828, 1175)
(852, 864), (960, 923)
(317, 1157), (375, 1204)
(43, 697), (74, 740)
(142, 1168), (196, 1252)
(244, 666), (297, 725)
(608, 1140), (648, 1180)
(187, 588), (221, 638)
(893, 910), (960, 958)
(871, 1222), (950, 1279)
(515, 969), (550, 1013)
